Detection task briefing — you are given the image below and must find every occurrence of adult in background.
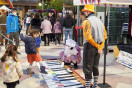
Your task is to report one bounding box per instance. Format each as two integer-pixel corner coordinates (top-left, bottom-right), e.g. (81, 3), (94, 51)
(31, 13), (41, 32)
(57, 13), (63, 41)
(0, 9), (6, 24)
(6, 8), (21, 54)
(41, 16), (52, 46)
(26, 15), (31, 35)
(0, 9), (7, 45)
(57, 13), (63, 26)
(82, 5), (107, 88)
(48, 13), (55, 43)
(63, 13), (74, 43)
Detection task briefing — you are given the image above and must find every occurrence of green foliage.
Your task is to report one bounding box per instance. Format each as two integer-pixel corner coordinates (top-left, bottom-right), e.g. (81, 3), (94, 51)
(37, 4), (42, 10)
(49, 0), (64, 11)
(37, 0), (65, 12)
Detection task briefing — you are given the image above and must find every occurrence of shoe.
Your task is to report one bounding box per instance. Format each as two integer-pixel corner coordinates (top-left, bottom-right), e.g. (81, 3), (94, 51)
(61, 62), (64, 68)
(66, 68), (73, 74)
(91, 85), (97, 88)
(40, 66), (48, 74)
(17, 51), (21, 54)
(26, 68), (34, 75)
(64, 62), (71, 65)
(74, 63), (78, 69)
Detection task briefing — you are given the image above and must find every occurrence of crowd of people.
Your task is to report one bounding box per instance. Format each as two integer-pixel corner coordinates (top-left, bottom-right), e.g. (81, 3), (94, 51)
(24, 11), (75, 46)
(0, 4), (107, 88)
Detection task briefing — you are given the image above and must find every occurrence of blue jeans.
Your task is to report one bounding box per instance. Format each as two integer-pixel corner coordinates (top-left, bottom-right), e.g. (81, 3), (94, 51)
(26, 23), (30, 35)
(64, 28), (73, 43)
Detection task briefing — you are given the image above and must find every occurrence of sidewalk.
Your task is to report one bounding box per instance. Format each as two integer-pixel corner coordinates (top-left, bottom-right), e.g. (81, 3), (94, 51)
(0, 29), (132, 88)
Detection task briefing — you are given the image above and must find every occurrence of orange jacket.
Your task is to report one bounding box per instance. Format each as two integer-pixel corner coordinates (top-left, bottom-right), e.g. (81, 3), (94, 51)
(82, 20), (107, 50)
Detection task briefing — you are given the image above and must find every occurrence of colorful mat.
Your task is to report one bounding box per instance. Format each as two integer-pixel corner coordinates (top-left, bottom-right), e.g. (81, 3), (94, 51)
(37, 59), (85, 88)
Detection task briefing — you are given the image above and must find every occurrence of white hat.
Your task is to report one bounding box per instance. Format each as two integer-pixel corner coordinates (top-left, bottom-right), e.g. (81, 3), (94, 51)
(66, 39), (76, 47)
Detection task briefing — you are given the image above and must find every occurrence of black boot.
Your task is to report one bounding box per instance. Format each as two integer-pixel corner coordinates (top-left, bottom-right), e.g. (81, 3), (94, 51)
(64, 62), (71, 65)
(74, 63), (78, 69)
(40, 66), (48, 74)
(26, 68), (34, 75)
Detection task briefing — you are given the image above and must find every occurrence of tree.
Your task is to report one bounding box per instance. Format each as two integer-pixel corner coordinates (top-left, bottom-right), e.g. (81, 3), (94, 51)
(37, 1), (50, 10)
(48, 0), (64, 11)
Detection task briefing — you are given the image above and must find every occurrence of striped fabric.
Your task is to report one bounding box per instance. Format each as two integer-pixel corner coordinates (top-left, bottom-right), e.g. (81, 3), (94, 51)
(85, 79), (92, 88)
(93, 76), (98, 88)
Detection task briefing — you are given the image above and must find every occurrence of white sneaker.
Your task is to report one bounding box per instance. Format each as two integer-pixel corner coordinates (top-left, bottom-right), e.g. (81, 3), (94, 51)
(61, 62), (64, 68)
(67, 68), (73, 74)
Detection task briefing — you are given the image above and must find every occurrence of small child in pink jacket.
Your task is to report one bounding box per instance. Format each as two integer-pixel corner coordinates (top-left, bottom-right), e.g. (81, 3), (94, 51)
(53, 19), (62, 45)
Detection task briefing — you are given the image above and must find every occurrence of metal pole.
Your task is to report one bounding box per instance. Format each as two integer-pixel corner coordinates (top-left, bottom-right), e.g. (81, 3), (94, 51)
(73, 6), (76, 41)
(42, 0), (44, 10)
(77, 6), (81, 45)
(77, 6), (80, 26)
(103, 4), (108, 85)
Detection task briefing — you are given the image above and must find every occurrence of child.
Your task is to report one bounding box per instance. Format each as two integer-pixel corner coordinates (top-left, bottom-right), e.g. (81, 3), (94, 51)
(53, 19), (62, 45)
(35, 34), (41, 54)
(1, 45), (23, 88)
(20, 30), (47, 74)
(60, 39), (82, 68)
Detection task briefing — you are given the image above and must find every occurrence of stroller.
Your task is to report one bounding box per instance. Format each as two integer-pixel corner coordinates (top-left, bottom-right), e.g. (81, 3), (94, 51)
(60, 39), (82, 68)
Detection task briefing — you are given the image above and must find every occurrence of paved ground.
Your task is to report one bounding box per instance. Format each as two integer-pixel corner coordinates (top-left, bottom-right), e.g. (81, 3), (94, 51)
(0, 29), (132, 88)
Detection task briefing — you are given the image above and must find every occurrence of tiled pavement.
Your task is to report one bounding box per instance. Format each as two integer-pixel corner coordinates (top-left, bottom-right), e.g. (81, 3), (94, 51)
(0, 29), (132, 88)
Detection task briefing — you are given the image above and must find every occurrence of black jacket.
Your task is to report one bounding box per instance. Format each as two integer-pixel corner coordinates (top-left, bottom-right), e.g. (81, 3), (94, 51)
(49, 16), (55, 26)
(31, 18), (41, 31)
(63, 14), (74, 28)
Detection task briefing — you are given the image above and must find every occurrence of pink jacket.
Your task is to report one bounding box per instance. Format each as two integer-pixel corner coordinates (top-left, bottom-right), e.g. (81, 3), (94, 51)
(53, 21), (62, 33)
(41, 20), (52, 34)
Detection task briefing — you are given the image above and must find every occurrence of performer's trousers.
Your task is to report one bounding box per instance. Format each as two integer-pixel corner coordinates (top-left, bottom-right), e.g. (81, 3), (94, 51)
(83, 42), (100, 79)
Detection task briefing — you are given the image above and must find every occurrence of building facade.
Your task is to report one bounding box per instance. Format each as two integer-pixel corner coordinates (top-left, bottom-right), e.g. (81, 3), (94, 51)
(0, 0), (40, 17)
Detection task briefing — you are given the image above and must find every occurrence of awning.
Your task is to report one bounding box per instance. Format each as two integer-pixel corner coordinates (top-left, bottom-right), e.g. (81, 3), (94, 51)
(73, 0), (132, 6)
(101, 0), (132, 5)
(0, 5), (11, 11)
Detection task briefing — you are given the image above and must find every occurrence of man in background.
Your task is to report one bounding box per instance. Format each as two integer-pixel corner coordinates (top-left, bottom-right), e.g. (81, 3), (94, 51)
(6, 8), (21, 54)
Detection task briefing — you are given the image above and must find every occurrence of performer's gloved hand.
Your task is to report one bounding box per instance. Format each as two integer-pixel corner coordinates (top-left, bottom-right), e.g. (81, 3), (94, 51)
(98, 49), (102, 54)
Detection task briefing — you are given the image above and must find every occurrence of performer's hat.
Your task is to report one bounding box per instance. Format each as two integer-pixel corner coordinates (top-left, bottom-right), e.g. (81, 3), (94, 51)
(81, 5), (95, 13)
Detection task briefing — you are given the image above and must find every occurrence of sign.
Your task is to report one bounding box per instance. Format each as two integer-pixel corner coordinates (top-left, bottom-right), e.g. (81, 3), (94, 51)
(117, 51), (132, 68)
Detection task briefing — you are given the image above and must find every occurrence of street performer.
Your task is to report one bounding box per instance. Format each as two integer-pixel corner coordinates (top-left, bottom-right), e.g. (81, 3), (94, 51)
(82, 5), (107, 88)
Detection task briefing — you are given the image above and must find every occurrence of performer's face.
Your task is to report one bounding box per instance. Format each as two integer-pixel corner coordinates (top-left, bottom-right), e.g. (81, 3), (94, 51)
(84, 11), (90, 17)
